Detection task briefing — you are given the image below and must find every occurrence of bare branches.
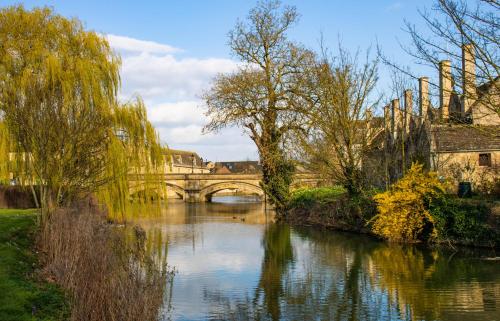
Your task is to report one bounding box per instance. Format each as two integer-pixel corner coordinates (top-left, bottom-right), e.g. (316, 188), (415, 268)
(298, 45), (381, 194)
(203, 0), (316, 209)
(379, 0), (499, 122)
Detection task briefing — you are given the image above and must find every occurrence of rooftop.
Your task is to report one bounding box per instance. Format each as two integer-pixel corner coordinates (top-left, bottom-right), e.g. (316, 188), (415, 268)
(432, 125), (500, 152)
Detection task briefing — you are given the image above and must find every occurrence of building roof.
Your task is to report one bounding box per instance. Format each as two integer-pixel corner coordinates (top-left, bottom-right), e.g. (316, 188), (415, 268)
(476, 76), (499, 97)
(214, 166), (232, 174)
(165, 148), (204, 167)
(214, 161), (262, 174)
(432, 125), (500, 152)
(165, 149), (200, 157)
(370, 116), (384, 128)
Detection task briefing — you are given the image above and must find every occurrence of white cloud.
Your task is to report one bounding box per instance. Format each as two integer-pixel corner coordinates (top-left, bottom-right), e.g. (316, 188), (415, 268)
(161, 125), (209, 144)
(106, 34), (256, 160)
(106, 34), (180, 54)
(149, 101), (206, 126)
(119, 52), (238, 101)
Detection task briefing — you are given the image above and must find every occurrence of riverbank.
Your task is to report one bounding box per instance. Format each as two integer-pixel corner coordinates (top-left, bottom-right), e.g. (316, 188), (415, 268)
(0, 205), (171, 321)
(284, 187), (376, 233)
(0, 209), (68, 321)
(284, 187), (500, 248)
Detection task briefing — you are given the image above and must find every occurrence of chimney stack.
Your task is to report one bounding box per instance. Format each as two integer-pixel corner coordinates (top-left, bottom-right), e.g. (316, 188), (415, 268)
(384, 104), (392, 142)
(439, 60), (452, 121)
(419, 77), (429, 125)
(365, 109), (373, 121)
(462, 44), (476, 114)
(384, 104), (391, 130)
(404, 89), (413, 134)
(365, 109), (373, 136)
(392, 99), (401, 139)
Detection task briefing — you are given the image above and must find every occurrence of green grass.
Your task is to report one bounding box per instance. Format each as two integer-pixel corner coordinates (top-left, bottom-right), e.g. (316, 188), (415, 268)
(289, 186), (347, 208)
(0, 209), (68, 321)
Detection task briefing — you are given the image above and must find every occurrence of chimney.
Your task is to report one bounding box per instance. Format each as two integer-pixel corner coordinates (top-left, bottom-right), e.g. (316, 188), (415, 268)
(365, 109), (373, 121)
(384, 104), (391, 130)
(384, 104), (393, 143)
(404, 89), (413, 134)
(392, 99), (401, 139)
(462, 44), (476, 114)
(419, 77), (429, 124)
(439, 60), (452, 121)
(365, 109), (373, 137)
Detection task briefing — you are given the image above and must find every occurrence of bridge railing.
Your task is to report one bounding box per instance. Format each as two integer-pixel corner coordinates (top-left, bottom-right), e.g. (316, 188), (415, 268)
(128, 172), (321, 181)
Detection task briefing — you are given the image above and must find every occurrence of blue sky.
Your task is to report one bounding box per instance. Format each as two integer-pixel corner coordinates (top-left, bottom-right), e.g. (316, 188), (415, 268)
(3, 0), (436, 161)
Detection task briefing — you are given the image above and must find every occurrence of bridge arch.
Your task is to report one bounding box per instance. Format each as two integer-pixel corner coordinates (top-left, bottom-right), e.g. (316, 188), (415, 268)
(199, 181), (264, 201)
(164, 183), (185, 199)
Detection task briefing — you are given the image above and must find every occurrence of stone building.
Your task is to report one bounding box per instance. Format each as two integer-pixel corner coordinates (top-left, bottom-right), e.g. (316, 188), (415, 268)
(164, 149), (210, 174)
(211, 161), (262, 174)
(373, 44), (499, 194)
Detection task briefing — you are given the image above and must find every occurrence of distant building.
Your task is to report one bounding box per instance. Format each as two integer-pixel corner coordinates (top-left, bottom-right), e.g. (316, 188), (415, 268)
(212, 161), (262, 174)
(210, 160), (311, 174)
(213, 165), (232, 174)
(165, 149), (210, 174)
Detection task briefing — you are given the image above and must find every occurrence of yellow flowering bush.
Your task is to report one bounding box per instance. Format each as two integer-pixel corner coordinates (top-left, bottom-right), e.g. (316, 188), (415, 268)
(371, 163), (447, 243)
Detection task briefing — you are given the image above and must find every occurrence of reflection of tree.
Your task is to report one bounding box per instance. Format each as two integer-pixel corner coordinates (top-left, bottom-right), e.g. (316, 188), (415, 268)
(196, 224), (294, 321)
(255, 224), (294, 321)
(278, 228), (500, 321)
(143, 214), (500, 321)
(368, 244), (500, 321)
(368, 244), (435, 320)
(282, 228), (381, 321)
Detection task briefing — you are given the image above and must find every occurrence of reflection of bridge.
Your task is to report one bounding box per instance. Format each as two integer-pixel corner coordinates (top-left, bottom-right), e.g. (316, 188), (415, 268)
(130, 173), (322, 203)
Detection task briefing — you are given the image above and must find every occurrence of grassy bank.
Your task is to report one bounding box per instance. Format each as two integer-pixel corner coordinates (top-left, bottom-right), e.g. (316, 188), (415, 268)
(284, 187), (376, 233)
(0, 209), (68, 321)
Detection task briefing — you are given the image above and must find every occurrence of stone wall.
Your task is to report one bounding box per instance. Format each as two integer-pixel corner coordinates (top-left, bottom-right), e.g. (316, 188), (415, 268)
(432, 151), (500, 195)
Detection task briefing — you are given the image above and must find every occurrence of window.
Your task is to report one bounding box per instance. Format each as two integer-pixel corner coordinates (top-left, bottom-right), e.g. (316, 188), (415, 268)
(479, 153), (491, 167)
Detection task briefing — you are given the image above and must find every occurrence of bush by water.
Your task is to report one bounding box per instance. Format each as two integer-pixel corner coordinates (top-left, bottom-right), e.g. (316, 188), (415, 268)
(39, 205), (172, 321)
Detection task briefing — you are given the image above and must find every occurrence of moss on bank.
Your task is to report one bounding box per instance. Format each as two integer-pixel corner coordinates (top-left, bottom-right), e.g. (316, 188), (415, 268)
(0, 209), (68, 321)
(287, 186), (346, 207)
(284, 187), (377, 233)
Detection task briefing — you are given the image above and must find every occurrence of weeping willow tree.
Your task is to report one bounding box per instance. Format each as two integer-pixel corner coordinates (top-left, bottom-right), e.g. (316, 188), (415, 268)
(99, 99), (168, 219)
(0, 5), (167, 220)
(0, 120), (11, 184)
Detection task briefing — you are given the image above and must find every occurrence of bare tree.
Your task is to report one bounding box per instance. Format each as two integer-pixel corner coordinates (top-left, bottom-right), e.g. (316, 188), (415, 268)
(203, 0), (315, 210)
(299, 46), (380, 195)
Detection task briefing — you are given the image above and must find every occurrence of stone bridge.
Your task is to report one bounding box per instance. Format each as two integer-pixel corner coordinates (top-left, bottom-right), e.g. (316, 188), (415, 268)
(130, 173), (322, 202)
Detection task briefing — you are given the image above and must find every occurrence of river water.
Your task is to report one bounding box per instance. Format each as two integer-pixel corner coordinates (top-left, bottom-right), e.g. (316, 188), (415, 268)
(133, 196), (500, 321)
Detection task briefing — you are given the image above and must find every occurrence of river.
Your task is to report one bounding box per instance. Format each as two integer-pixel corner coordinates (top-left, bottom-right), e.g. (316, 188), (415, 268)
(133, 196), (500, 321)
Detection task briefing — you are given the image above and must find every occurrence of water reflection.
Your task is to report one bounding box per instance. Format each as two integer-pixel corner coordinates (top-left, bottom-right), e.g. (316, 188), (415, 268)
(133, 196), (500, 321)
(256, 224), (293, 320)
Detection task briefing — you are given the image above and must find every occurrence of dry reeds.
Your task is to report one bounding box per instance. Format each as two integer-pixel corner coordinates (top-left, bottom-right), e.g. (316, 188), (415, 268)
(39, 204), (171, 321)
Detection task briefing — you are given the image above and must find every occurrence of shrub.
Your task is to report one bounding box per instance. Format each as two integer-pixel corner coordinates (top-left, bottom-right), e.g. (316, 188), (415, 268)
(370, 163), (447, 243)
(430, 196), (497, 245)
(40, 205), (172, 321)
